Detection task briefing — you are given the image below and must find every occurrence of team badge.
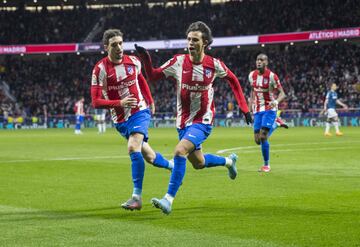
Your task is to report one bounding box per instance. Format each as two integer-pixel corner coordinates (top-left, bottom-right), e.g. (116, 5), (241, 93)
(263, 79), (269, 85)
(127, 66), (134, 75)
(205, 68), (212, 78)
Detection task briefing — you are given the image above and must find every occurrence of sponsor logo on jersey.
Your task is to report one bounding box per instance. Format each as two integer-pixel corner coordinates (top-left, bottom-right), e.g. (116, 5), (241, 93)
(108, 79), (136, 90)
(182, 83), (211, 91)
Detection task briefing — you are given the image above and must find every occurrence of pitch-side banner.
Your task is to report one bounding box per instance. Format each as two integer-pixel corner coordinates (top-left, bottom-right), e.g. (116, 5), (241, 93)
(0, 44), (77, 54)
(0, 27), (359, 55)
(258, 27), (360, 44)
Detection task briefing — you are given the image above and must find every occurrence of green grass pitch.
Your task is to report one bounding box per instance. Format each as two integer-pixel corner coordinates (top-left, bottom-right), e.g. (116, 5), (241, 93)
(0, 127), (359, 247)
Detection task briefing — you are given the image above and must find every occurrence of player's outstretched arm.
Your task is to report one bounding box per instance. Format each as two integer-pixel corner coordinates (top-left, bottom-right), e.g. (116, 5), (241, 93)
(336, 99), (348, 109)
(225, 70), (252, 124)
(134, 44), (165, 82)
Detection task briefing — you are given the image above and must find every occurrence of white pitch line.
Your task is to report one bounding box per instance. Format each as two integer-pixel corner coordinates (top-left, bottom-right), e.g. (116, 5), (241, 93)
(216, 140), (360, 154)
(238, 146), (356, 154)
(0, 154), (173, 164)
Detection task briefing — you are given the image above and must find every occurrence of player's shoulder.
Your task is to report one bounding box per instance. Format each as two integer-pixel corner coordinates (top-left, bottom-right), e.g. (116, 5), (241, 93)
(123, 54), (140, 64)
(94, 57), (107, 67)
(93, 57), (108, 74)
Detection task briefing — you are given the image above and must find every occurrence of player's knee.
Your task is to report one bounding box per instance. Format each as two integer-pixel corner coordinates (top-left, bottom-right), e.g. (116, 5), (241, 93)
(128, 143), (141, 153)
(191, 163), (205, 169)
(174, 145), (188, 157)
(254, 137), (261, 145)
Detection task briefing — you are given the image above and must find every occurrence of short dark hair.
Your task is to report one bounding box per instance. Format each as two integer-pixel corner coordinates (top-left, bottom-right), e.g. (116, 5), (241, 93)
(186, 21), (213, 48)
(102, 29), (123, 46)
(257, 53), (268, 60)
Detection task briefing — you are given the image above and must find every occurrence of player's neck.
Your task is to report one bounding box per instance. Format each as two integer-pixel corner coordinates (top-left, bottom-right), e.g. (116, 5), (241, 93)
(108, 55), (122, 64)
(189, 52), (205, 64)
(257, 68), (266, 74)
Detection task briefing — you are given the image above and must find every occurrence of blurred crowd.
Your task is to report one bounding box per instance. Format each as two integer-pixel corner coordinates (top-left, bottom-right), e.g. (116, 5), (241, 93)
(0, 0), (359, 44)
(1, 42), (359, 121)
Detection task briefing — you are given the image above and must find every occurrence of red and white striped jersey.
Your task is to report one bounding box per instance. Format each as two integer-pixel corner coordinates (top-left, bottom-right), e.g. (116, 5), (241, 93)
(91, 55), (153, 123)
(157, 54), (248, 129)
(74, 100), (84, 116)
(249, 68), (282, 113)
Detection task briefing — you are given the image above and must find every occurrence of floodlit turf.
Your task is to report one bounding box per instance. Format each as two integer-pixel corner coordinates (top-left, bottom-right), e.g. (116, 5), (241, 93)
(0, 127), (359, 247)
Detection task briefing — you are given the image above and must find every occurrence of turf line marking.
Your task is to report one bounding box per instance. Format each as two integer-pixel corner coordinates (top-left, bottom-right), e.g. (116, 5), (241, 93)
(216, 140), (360, 154)
(239, 146), (355, 154)
(0, 154), (172, 164)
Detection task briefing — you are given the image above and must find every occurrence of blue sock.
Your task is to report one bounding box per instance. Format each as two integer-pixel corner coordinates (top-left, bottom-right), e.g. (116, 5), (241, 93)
(261, 140), (270, 166)
(75, 123), (80, 130)
(130, 152), (145, 196)
(153, 152), (170, 169)
(167, 155), (186, 197)
(204, 154), (226, 168)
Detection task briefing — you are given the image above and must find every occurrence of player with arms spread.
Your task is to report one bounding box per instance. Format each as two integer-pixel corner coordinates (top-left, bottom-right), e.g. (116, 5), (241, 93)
(248, 53), (286, 173)
(323, 83), (348, 136)
(91, 29), (173, 211)
(136, 21), (252, 214)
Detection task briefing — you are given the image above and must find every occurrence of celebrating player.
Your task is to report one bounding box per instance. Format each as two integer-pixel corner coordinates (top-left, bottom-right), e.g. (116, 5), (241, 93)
(248, 53), (286, 173)
(91, 29), (173, 211)
(74, 96), (85, 135)
(323, 83), (348, 136)
(136, 21), (252, 214)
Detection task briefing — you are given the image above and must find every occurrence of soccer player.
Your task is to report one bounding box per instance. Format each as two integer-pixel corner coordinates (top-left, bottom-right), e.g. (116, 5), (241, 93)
(91, 29), (173, 211)
(248, 53), (286, 173)
(135, 21), (252, 214)
(323, 83), (348, 136)
(74, 96), (85, 135)
(94, 108), (107, 134)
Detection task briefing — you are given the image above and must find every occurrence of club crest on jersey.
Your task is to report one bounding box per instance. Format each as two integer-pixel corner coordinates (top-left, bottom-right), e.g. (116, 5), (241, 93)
(263, 79), (269, 85)
(205, 68), (212, 78)
(126, 66), (134, 75)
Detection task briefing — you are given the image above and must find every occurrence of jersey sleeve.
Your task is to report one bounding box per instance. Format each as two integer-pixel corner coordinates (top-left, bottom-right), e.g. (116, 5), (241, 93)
(160, 56), (179, 78)
(213, 58), (228, 79)
(224, 68), (250, 114)
(270, 72), (282, 89)
(138, 72), (154, 105)
(91, 63), (121, 109)
(325, 92), (330, 99)
(248, 71), (254, 84)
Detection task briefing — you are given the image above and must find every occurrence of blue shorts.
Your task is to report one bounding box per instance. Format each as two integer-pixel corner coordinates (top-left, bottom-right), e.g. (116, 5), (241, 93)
(76, 115), (84, 124)
(115, 109), (150, 142)
(253, 110), (277, 133)
(177, 123), (212, 150)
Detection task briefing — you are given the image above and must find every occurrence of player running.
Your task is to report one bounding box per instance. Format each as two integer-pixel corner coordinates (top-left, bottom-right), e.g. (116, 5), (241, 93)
(323, 83), (348, 136)
(248, 53), (286, 173)
(91, 29), (173, 211)
(135, 21), (252, 214)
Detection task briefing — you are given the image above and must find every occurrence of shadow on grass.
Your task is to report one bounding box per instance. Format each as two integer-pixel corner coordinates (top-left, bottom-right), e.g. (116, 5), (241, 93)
(0, 204), (359, 223)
